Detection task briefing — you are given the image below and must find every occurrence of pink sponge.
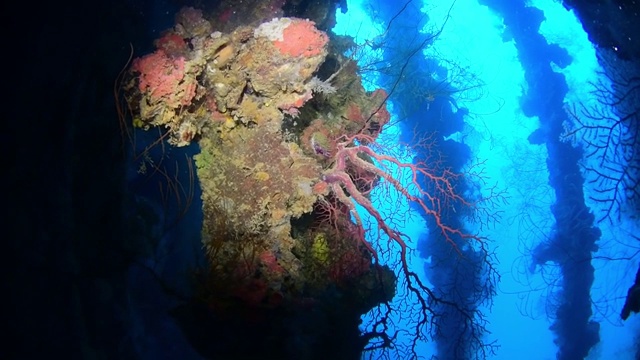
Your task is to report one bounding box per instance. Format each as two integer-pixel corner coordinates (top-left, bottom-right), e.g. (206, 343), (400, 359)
(273, 19), (328, 58)
(132, 50), (195, 107)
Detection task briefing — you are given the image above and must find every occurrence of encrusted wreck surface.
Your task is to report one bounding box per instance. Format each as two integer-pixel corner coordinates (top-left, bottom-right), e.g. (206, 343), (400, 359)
(124, 5), (396, 358)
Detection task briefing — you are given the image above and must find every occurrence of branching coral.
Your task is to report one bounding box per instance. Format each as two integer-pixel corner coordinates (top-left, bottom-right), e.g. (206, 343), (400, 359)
(314, 131), (485, 339)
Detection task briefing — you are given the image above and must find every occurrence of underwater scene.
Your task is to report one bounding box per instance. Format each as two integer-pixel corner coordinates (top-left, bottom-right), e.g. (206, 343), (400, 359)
(7, 0), (639, 359)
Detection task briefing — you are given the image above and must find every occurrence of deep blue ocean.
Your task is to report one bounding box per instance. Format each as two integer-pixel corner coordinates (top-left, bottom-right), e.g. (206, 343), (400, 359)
(333, 0), (639, 358)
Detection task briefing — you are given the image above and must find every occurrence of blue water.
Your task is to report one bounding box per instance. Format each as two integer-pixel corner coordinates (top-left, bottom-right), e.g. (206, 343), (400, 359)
(334, 0), (639, 358)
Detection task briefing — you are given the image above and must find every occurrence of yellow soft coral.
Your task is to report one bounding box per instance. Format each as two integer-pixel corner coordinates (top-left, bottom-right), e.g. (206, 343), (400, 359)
(311, 233), (330, 264)
(132, 116), (146, 129)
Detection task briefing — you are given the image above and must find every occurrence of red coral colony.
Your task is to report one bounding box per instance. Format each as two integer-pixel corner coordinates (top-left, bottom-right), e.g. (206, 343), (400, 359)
(121, 4), (487, 359)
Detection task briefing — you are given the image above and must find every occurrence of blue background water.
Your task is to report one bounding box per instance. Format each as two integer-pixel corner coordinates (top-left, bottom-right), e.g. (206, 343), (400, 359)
(334, 0), (639, 358)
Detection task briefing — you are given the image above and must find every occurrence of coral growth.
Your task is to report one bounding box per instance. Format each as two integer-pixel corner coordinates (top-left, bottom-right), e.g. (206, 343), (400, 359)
(174, 7), (212, 38)
(125, 9), (398, 311)
(125, 6), (394, 339)
(131, 51), (195, 107)
(272, 19), (329, 58)
(154, 33), (188, 57)
(126, 9), (339, 145)
(122, 5), (482, 358)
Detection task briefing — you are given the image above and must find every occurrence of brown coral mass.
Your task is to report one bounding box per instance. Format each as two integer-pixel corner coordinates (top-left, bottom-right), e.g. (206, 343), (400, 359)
(198, 126), (321, 236)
